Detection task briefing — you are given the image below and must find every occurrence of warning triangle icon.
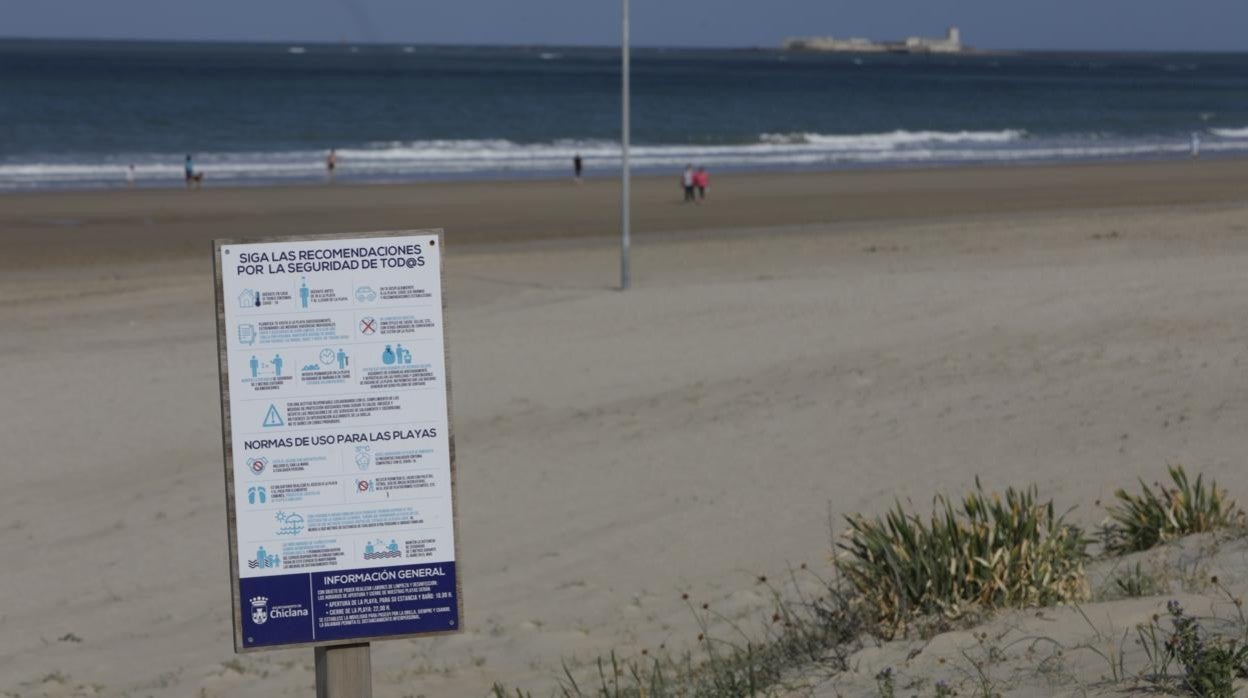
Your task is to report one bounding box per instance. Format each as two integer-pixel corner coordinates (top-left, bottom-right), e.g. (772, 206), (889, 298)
(262, 404), (284, 428)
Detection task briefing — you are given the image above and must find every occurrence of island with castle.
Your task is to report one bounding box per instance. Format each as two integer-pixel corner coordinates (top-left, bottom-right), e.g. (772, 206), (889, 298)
(783, 26), (964, 54)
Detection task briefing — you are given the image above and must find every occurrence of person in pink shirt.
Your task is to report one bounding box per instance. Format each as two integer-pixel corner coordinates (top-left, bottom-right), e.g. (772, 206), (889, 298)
(693, 166), (709, 203)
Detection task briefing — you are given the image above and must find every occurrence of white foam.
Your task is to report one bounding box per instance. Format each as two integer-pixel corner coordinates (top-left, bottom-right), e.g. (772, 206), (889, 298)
(1211, 126), (1248, 138)
(760, 130), (1025, 149)
(3, 130), (1246, 189)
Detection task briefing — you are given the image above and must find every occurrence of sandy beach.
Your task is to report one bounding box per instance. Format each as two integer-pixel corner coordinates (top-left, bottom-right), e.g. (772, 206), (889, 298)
(6, 158), (1248, 270)
(4, 160), (1248, 696)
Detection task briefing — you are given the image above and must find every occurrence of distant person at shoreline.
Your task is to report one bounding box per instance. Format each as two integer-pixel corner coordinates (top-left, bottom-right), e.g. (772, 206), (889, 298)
(1190, 132), (1201, 159)
(681, 164), (695, 203)
(184, 154), (203, 189)
(126, 164), (135, 188)
(327, 148), (337, 182)
(694, 166), (709, 202)
(573, 153), (583, 182)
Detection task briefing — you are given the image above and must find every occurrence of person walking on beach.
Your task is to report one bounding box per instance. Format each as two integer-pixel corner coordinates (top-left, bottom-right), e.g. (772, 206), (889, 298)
(327, 148), (337, 182)
(694, 166), (709, 203)
(573, 153), (583, 182)
(1190, 132), (1201, 159)
(681, 164), (695, 203)
(184, 154), (202, 189)
(126, 164), (136, 188)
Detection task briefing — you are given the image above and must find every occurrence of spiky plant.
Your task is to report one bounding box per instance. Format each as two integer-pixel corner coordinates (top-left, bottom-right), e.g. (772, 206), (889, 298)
(1103, 465), (1244, 555)
(838, 479), (1090, 628)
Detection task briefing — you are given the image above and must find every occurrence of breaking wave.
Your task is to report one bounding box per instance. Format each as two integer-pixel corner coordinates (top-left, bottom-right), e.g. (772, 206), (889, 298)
(3, 129), (1246, 190)
(758, 129), (1025, 148)
(1211, 126), (1248, 138)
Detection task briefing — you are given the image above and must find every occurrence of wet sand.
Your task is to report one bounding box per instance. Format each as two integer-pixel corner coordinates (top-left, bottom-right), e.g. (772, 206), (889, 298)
(5, 158), (1248, 269)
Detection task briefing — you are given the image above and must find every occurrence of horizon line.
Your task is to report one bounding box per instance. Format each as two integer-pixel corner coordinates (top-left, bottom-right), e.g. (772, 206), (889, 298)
(0, 34), (1244, 56)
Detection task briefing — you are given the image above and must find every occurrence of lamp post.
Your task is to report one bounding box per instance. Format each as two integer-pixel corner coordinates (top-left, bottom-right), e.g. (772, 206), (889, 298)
(620, 0), (631, 290)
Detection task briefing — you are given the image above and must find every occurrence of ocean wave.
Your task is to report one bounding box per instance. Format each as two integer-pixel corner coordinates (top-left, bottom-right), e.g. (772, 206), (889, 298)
(759, 129), (1025, 148)
(1211, 126), (1248, 138)
(2, 131), (1246, 189)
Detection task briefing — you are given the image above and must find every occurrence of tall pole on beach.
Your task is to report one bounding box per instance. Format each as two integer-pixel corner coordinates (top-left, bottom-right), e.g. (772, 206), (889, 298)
(620, 0), (632, 290)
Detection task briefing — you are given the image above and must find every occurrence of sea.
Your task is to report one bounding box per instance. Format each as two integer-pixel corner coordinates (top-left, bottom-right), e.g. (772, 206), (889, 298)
(3, 39), (1248, 190)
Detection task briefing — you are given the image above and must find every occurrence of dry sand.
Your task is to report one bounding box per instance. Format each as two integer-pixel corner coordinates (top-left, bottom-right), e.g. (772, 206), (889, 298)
(3, 161), (1248, 696)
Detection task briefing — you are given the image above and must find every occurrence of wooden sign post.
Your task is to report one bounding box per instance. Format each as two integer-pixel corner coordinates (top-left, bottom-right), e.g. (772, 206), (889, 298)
(316, 643), (372, 697)
(213, 231), (461, 695)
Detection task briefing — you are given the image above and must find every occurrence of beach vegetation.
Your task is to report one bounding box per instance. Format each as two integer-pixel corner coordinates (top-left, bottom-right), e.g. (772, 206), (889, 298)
(1138, 598), (1248, 697)
(1108, 562), (1165, 599)
(837, 480), (1089, 628)
(492, 568), (866, 697)
(488, 469), (1248, 698)
(1102, 466), (1243, 556)
(873, 666), (896, 697)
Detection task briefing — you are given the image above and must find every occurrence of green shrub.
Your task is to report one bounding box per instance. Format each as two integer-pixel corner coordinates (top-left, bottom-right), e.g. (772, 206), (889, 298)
(1110, 562), (1163, 599)
(1148, 600), (1248, 697)
(837, 480), (1090, 628)
(1103, 466), (1243, 555)
(873, 666), (896, 697)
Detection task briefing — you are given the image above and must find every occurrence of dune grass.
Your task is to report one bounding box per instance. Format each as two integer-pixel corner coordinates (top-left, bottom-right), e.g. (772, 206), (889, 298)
(486, 469), (1248, 697)
(1102, 465), (1244, 556)
(837, 479), (1090, 629)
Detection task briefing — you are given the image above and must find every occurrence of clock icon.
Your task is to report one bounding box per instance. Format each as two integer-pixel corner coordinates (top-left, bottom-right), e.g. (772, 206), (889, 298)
(319, 348), (337, 365)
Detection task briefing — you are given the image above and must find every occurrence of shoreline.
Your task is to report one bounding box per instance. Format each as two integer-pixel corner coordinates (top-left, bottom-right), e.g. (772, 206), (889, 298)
(3, 149), (1243, 196)
(4, 157), (1248, 271)
(6, 147), (1247, 195)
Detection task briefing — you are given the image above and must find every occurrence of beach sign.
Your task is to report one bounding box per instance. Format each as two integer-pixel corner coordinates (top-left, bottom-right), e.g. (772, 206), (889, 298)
(212, 231), (460, 655)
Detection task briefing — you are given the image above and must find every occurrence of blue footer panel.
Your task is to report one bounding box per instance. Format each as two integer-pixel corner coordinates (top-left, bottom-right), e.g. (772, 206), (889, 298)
(239, 561), (458, 648)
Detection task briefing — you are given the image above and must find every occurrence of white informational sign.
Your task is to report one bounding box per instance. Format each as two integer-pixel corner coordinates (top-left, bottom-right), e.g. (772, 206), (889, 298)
(213, 231), (460, 651)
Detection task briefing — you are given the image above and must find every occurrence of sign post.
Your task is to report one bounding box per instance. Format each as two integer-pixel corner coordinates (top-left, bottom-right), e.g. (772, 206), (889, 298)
(212, 230), (461, 694)
(316, 643), (372, 698)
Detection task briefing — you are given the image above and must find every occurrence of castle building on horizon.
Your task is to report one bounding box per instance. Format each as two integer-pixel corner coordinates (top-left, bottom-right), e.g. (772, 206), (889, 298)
(783, 26), (963, 54)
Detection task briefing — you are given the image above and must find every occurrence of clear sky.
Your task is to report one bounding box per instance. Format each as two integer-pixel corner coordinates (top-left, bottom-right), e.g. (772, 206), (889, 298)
(4, 0), (1246, 52)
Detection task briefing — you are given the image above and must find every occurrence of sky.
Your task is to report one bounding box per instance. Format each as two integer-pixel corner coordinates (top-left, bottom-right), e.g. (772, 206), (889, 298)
(4, 0), (1246, 52)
